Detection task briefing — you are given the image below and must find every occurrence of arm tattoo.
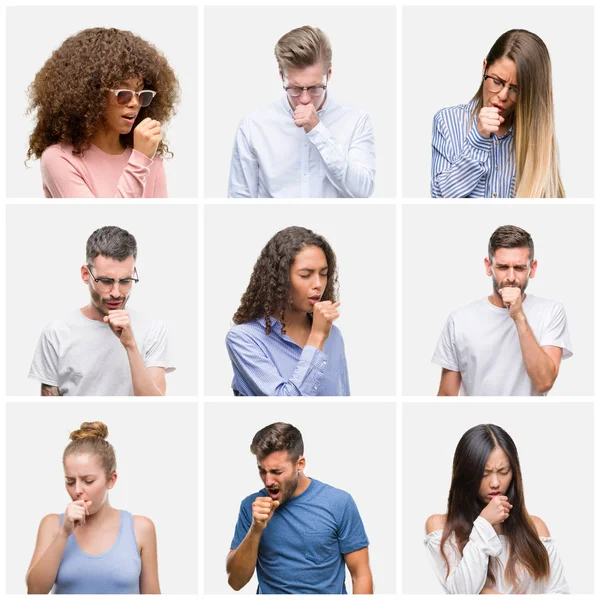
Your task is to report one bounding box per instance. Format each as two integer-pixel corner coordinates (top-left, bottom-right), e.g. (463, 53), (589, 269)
(41, 384), (62, 396)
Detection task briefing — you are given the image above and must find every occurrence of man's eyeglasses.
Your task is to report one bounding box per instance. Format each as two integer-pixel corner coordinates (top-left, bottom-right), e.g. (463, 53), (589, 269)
(482, 75), (518, 101)
(87, 265), (139, 293)
(282, 77), (328, 98)
(109, 89), (157, 107)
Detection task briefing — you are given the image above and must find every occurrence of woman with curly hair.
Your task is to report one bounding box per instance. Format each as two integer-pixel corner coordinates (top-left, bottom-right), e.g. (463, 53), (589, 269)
(431, 29), (564, 198)
(27, 27), (179, 198)
(424, 424), (568, 594)
(26, 421), (160, 594)
(225, 226), (349, 396)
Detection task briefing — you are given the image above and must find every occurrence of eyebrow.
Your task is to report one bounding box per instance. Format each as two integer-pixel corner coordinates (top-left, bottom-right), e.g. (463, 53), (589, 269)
(495, 263), (528, 269)
(488, 73), (517, 87)
(297, 266), (329, 272)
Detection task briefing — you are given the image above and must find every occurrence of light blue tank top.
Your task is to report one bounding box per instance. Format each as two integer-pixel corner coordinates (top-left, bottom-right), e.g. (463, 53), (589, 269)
(53, 509), (141, 594)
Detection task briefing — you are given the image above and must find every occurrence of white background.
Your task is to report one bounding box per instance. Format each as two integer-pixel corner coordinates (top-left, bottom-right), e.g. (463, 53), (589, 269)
(204, 401), (396, 594)
(204, 203), (397, 396)
(402, 203), (594, 396)
(203, 6), (397, 198)
(6, 5), (199, 198)
(402, 401), (594, 594)
(5, 401), (198, 594)
(5, 204), (198, 396)
(402, 5), (594, 198)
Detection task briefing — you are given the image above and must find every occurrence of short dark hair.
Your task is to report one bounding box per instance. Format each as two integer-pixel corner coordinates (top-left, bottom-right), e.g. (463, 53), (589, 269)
(250, 422), (304, 463)
(86, 226), (137, 265)
(488, 225), (534, 262)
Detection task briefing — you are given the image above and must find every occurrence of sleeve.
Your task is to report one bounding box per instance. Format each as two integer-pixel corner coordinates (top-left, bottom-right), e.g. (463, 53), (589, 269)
(28, 325), (60, 387)
(338, 331), (351, 395)
(541, 537), (569, 594)
(143, 321), (176, 373)
(225, 328), (329, 396)
(152, 155), (168, 198)
(424, 517), (502, 594)
(431, 314), (460, 371)
(230, 498), (254, 550)
(540, 303), (573, 360)
(306, 112), (376, 198)
(337, 494), (369, 555)
(430, 109), (492, 198)
(228, 121), (259, 198)
(40, 145), (156, 198)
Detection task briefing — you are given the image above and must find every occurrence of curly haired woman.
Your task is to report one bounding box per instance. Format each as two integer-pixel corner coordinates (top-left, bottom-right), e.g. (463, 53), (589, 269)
(27, 27), (179, 198)
(225, 226), (350, 396)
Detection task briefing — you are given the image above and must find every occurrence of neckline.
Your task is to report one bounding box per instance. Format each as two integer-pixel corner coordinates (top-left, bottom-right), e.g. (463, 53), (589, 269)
(72, 509), (124, 559)
(89, 142), (131, 157)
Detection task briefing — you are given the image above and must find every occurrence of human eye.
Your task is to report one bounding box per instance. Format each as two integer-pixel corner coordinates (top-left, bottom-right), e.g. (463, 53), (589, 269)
(492, 78), (503, 86)
(65, 479), (75, 486)
(119, 278), (133, 285)
(99, 278), (115, 285)
(509, 86), (518, 94)
(84, 480), (95, 485)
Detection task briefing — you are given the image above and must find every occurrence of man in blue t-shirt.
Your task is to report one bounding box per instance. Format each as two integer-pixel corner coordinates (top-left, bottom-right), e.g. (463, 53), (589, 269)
(226, 422), (372, 594)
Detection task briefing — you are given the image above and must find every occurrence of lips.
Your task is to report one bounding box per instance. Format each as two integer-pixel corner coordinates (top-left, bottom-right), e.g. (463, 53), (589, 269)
(121, 113), (138, 123)
(488, 492), (501, 498)
(491, 103), (505, 113)
(105, 300), (122, 309)
(308, 296), (321, 305)
(267, 488), (280, 499)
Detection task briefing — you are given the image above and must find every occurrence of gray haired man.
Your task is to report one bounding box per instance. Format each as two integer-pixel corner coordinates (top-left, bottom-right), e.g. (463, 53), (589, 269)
(30, 226), (174, 396)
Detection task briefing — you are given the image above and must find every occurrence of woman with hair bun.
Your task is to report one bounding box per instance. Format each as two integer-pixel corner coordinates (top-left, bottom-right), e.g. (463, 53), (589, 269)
(26, 422), (159, 594)
(226, 226), (349, 396)
(27, 27), (179, 198)
(424, 424), (568, 594)
(431, 29), (564, 198)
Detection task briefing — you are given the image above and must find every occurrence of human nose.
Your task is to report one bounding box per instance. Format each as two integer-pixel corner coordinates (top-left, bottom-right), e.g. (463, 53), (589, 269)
(506, 267), (516, 281)
(299, 88), (312, 104)
(497, 84), (510, 101)
(490, 474), (500, 489)
(74, 481), (84, 496)
(108, 281), (122, 297)
(126, 92), (140, 108)
(265, 473), (276, 487)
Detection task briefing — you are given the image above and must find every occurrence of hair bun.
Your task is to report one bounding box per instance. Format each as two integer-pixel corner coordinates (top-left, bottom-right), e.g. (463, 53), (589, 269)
(69, 421), (109, 441)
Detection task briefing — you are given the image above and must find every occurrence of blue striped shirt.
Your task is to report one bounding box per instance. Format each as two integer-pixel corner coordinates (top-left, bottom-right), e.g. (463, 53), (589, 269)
(225, 317), (350, 396)
(431, 100), (516, 198)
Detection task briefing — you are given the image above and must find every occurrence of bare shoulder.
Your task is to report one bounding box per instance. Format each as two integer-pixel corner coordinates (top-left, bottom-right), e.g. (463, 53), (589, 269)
(133, 515), (157, 536)
(39, 513), (61, 531)
(530, 515), (551, 537)
(425, 513), (447, 534)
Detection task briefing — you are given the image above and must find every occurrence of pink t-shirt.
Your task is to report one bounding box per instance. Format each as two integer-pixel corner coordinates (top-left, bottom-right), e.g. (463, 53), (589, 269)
(40, 143), (168, 198)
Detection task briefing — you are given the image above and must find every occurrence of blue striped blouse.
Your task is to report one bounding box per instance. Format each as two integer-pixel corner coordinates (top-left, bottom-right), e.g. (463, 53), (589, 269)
(225, 317), (350, 396)
(431, 100), (516, 198)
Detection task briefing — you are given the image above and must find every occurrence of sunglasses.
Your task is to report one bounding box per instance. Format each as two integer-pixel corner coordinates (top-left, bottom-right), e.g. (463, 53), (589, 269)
(109, 89), (157, 108)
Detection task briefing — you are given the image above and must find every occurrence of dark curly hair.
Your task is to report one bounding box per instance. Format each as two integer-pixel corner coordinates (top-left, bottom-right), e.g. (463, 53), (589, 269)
(26, 27), (180, 161)
(233, 226), (338, 334)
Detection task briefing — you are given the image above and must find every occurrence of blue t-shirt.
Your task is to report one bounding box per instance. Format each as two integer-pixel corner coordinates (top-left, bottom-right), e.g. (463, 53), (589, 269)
(230, 478), (369, 594)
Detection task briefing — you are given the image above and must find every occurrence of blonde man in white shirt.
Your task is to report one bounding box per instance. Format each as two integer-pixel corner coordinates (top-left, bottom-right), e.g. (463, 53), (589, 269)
(228, 25), (376, 198)
(433, 225), (572, 396)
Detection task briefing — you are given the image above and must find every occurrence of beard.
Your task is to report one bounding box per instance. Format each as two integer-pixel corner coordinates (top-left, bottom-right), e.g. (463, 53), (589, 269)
(491, 272), (529, 296)
(267, 472), (300, 505)
(89, 285), (129, 316)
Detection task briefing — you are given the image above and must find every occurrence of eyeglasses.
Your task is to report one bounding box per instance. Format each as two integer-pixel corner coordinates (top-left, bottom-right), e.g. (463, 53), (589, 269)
(482, 75), (518, 101)
(87, 265), (139, 293)
(109, 89), (157, 107)
(283, 77), (328, 98)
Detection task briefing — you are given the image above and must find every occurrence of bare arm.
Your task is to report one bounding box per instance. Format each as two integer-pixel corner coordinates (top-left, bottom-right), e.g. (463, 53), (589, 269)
(513, 314), (562, 393)
(41, 384), (62, 396)
(226, 525), (264, 591)
(26, 515), (68, 594)
(437, 369), (461, 396)
(344, 547), (373, 594)
(126, 347), (166, 396)
(134, 516), (161, 594)
(480, 587), (502, 594)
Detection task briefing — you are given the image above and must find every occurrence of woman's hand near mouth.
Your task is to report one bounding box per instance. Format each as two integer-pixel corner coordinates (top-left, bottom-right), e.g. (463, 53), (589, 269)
(133, 117), (162, 159)
(476, 106), (504, 138)
(480, 494), (512, 526)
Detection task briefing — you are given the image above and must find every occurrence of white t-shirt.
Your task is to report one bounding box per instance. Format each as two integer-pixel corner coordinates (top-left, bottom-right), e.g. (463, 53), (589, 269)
(29, 309), (175, 396)
(432, 295), (572, 396)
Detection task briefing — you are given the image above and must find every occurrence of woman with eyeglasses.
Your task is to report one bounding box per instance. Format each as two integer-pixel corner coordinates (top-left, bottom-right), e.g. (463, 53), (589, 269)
(424, 424), (568, 594)
(431, 29), (564, 198)
(26, 421), (160, 594)
(27, 27), (179, 198)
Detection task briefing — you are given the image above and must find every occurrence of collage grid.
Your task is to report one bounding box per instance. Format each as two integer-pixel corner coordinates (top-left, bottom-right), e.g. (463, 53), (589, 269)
(0, 0), (598, 598)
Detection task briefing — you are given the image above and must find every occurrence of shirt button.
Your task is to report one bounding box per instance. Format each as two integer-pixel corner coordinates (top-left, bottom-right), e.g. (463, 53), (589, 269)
(495, 166), (498, 171)
(493, 193), (497, 198)
(323, 361), (327, 366)
(495, 142), (498, 146)
(313, 386), (318, 391)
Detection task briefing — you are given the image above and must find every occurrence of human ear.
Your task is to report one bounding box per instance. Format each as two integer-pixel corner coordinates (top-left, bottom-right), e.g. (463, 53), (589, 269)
(484, 257), (493, 277)
(296, 457), (306, 473)
(529, 259), (538, 279)
(482, 59), (487, 76)
(106, 472), (118, 490)
(81, 264), (90, 284)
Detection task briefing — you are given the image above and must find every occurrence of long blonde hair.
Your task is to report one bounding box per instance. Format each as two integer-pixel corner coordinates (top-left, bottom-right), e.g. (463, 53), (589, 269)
(472, 30), (564, 198)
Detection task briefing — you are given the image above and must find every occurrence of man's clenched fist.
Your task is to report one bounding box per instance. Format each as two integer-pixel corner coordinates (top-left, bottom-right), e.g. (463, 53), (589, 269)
(104, 309), (136, 348)
(293, 104), (320, 133)
(498, 287), (524, 320)
(252, 496), (280, 531)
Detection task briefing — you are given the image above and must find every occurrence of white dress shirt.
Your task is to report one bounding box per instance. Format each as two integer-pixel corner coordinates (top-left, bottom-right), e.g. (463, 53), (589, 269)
(424, 516), (569, 594)
(228, 93), (376, 198)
